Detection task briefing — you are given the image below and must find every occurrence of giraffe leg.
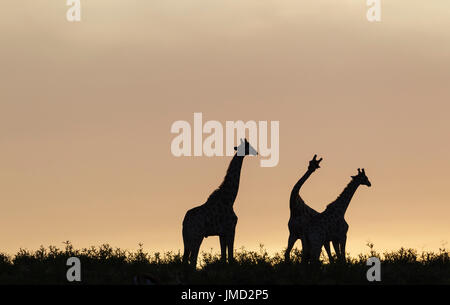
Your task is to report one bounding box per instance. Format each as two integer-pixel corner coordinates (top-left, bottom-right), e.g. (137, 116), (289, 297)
(339, 235), (347, 263)
(219, 235), (227, 263)
(308, 244), (322, 264)
(332, 240), (340, 261)
(311, 244), (322, 263)
(308, 232), (323, 263)
(285, 234), (297, 262)
(324, 241), (334, 263)
(182, 228), (191, 265)
(301, 238), (314, 263)
(226, 233), (235, 264)
(190, 237), (203, 269)
(182, 244), (191, 265)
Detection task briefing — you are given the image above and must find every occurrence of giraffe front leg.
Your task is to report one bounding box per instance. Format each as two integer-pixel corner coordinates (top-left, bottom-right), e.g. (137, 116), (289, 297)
(219, 235), (227, 263)
(226, 233), (235, 264)
(182, 245), (190, 265)
(307, 232), (322, 264)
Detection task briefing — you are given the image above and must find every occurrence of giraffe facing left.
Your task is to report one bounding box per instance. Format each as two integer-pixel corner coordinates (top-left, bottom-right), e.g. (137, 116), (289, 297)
(182, 138), (258, 268)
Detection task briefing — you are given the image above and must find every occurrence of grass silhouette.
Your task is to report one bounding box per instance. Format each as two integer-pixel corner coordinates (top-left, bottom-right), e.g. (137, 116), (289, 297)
(0, 242), (448, 284)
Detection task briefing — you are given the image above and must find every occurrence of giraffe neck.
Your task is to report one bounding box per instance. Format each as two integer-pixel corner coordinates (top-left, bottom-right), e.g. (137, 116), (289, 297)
(216, 153), (245, 207)
(328, 179), (360, 216)
(290, 168), (315, 211)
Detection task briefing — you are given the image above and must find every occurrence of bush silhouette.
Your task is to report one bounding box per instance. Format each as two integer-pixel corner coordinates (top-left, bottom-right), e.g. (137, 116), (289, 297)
(0, 242), (448, 284)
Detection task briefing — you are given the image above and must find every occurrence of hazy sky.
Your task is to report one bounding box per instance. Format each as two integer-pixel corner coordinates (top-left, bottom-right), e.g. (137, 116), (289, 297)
(1, 1), (449, 256)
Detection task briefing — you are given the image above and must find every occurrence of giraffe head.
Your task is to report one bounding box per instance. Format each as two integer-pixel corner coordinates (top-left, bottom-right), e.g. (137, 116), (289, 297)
(234, 138), (258, 156)
(308, 154), (323, 171)
(351, 168), (371, 187)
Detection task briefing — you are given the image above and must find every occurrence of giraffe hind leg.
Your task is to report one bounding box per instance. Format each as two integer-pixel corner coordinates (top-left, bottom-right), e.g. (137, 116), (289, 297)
(219, 235), (227, 263)
(324, 242), (334, 263)
(285, 234), (297, 262)
(189, 237), (203, 269)
(182, 244), (191, 265)
(311, 245), (322, 263)
(182, 227), (191, 265)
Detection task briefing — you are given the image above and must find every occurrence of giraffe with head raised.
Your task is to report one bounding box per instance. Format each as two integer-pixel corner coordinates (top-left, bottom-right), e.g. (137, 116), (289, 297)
(285, 154), (337, 263)
(304, 168), (371, 263)
(182, 138), (258, 268)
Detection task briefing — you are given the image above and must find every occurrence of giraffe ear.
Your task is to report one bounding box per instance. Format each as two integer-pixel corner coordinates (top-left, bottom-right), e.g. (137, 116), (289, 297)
(234, 146), (238, 151)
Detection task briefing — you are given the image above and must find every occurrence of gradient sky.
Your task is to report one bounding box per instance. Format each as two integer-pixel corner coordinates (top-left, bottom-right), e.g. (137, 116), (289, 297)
(1, 1), (449, 256)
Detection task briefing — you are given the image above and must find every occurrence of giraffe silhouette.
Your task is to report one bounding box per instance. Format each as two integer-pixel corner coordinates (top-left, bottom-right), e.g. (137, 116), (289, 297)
(182, 138), (258, 268)
(285, 154), (334, 263)
(304, 168), (371, 263)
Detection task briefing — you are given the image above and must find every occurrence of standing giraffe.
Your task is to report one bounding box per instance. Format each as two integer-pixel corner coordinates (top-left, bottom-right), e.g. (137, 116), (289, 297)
(285, 155), (333, 263)
(304, 168), (371, 263)
(182, 138), (258, 268)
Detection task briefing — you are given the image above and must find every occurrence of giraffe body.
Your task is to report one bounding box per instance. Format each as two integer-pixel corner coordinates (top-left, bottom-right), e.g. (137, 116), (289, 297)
(184, 204), (238, 238)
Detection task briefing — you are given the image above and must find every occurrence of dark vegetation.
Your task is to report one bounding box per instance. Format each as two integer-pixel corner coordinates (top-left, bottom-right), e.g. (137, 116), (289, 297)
(0, 242), (448, 284)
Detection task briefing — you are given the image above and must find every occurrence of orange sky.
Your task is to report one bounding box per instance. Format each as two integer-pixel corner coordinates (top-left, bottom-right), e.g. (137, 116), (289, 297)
(1, 1), (449, 256)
